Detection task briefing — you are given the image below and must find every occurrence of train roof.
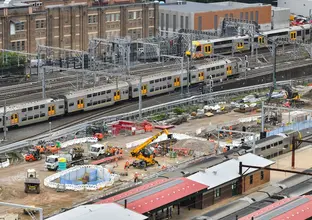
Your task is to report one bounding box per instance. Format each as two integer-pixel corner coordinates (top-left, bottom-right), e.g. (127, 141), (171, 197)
(260, 25), (308, 35)
(64, 81), (129, 99)
(193, 35), (248, 45)
(128, 70), (184, 85)
(0, 98), (61, 114)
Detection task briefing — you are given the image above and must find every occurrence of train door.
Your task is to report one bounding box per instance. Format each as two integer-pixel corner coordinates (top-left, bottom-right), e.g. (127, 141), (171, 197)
(141, 85), (147, 95)
(258, 36), (264, 45)
(204, 44), (212, 55)
(237, 42), (244, 49)
(114, 90), (121, 101)
(226, 66), (232, 75)
(48, 105), (55, 116)
(10, 113), (18, 125)
(77, 99), (84, 109)
(198, 72), (204, 81)
(174, 77), (180, 87)
(290, 31), (297, 40)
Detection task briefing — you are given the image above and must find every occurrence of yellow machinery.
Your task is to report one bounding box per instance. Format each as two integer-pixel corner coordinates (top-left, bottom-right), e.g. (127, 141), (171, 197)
(129, 129), (170, 169)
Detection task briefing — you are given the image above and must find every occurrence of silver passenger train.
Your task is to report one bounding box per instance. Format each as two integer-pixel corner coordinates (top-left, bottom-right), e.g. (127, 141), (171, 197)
(0, 58), (244, 129)
(186, 24), (312, 58)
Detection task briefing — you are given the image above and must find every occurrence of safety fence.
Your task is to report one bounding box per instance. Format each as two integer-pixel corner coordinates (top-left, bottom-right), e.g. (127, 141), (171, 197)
(0, 80), (293, 154)
(44, 165), (119, 191)
(267, 120), (312, 137)
(0, 159), (9, 168)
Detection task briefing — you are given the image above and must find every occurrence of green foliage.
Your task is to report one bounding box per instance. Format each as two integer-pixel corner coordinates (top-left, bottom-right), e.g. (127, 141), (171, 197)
(0, 52), (26, 68)
(173, 107), (184, 115)
(151, 113), (166, 121)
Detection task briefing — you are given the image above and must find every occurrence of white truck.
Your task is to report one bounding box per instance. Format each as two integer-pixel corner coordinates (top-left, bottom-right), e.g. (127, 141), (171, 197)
(89, 143), (107, 159)
(45, 147), (86, 171)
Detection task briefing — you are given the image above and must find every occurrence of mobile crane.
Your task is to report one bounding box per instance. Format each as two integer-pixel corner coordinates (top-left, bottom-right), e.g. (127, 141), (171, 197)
(127, 129), (171, 169)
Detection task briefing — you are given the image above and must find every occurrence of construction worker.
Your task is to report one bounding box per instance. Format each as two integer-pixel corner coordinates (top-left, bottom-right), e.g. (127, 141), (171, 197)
(119, 148), (123, 155)
(124, 160), (130, 170)
(134, 172), (139, 183)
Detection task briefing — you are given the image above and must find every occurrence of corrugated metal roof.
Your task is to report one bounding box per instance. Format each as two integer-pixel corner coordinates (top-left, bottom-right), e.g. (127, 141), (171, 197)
(46, 203), (147, 220)
(97, 178), (207, 214)
(187, 153), (274, 189)
(239, 196), (312, 220)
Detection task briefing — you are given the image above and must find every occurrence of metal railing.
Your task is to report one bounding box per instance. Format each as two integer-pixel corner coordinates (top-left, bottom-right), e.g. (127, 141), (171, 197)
(0, 80), (292, 154)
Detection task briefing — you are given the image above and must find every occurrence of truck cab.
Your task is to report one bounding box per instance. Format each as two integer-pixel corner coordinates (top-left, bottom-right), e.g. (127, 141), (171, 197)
(45, 155), (59, 171)
(89, 143), (107, 159)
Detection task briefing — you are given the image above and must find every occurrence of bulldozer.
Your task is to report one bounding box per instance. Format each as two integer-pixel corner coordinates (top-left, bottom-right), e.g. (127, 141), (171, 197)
(25, 149), (41, 162)
(24, 169), (40, 194)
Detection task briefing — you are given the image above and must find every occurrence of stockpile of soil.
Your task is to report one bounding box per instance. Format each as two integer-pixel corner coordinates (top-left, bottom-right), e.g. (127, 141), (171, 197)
(172, 139), (214, 155)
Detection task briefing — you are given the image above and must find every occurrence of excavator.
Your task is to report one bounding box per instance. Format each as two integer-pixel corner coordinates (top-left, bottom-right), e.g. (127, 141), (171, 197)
(267, 84), (304, 107)
(127, 129), (171, 169)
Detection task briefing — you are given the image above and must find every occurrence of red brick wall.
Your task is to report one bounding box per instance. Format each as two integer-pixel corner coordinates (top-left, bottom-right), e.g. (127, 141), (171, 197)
(242, 169), (270, 192)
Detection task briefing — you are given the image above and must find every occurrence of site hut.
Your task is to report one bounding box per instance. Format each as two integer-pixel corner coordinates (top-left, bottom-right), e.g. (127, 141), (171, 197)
(186, 153), (274, 209)
(159, 0), (272, 33)
(95, 178), (208, 219)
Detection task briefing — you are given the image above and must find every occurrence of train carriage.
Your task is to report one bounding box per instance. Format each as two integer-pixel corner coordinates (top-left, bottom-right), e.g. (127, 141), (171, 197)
(64, 81), (129, 113)
(0, 98), (65, 129)
(129, 70), (187, 98)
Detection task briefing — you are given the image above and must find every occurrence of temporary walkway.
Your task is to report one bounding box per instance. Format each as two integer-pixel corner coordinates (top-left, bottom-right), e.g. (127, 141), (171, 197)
(96, 177), (207, 214)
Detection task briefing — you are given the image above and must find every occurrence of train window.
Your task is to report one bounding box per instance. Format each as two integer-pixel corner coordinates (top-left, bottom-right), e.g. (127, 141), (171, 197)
(150, 80), (154, 84)
(125, 90), (128, 94)
(261, 147), (265, 151)
(192, 75), (196, 79)
(98, 92), (100, 96)
(155, 79), (159, 83)
(274, 142), (278, 146)
(87, 103), (92, 107)
(167, 76), (172, 80)
(34, 106), (39, 110)
(163, 85), (167, 89)
(155, 87), (159, 91)
(183, 77), (187, 81)
(101, 91), (105, 95)
(279, 150), (283, 155)
(168, 84), (172, 88)
(274, 152), (278, 157)
(69, 103), (74, 107)
(212, 74), (215, 78)
(87, 94), (92, 98)
(150, 88), (154, 92)
(163, 77), (166, 81)
(107, 98), (112, 102)
(216, 66), (220, 70)
(107, 90), (111, 94)
(212, 67), (215, 71)
(59, 105), (64, 109)
(297, 31), (302, 36)
(77, 100), (80, 105)
(93, 93), (97, 97)
(196, 46), (201, 52)
(278, 141), (283, 145)
(207, 68), (210, 71)
(266, 145), (271, 149)
(306, 29), (310, 35)
(284, 144), (288, 149)
(101, 100), (106, 103)
(220, 65), (224, 68)
(28, 107), (33, 111)
(22, 108), (26, 112)
(93, 102), (97, 105)
(221, 73), (225, 76)
(133, 88), (138, 92)
(97, 101), (101, 104)
(40, 113), (45, 117)
(28, 116), (33, 120)
(34, 115), (39, 119)
(159, 78), (162, 82)
(22, 117), (27, 121)
(40, 104), (45, 109)
(239, 65), (242, 68)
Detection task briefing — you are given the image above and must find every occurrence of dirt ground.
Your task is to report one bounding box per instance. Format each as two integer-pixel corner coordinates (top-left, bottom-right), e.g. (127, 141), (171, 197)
(0, 111), (259, 218)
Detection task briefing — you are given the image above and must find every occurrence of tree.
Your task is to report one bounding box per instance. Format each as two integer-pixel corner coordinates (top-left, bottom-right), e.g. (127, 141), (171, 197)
(0, 51), (26, 68)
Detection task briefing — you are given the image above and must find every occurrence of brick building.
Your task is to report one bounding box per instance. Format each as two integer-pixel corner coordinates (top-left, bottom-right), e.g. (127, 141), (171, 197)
(159, 1), (272, 33)
(187, 153), (274, 209)
(0, 0), (158, 53)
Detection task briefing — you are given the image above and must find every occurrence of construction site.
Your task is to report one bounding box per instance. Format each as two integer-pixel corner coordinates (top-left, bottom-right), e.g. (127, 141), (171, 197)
(1, 81), (312, 219)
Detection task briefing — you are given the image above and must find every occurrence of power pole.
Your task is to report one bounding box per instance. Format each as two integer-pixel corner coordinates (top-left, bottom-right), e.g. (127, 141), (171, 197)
(139, 76), (142, 120)
(42, 68), (45, 99)
(272, 41), (277, 89)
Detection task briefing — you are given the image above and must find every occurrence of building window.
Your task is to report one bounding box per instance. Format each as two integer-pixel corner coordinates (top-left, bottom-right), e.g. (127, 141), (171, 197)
(128, 11), (134, 20)
(149, 29), (153, 37)
(15, 22), (25, 31)
(88, 15), (97, 24)
(180, 16), (184, 29)
(225, 13), (228, 18)
(36, 20), (45, 29)
(214, 15), (218, 30)
(149, 10), (154, 18)
(250, 11), (254, 21)
(255, 11), (259, 23)
(115, 13), (120, 21)
(173, 15), (176, 31)
(245, 12), (248, 20)
(198, 16), (202, 31)
(166, 14), (169, 31)
(240, 12), (243, 20)
(230, 13), (233, 18)
(249, 175), (253, 184)
(106, 14), (111, 22)
(214, 188), (221, 198)
(161, 13), (164, 30)
(261, 171), (264, 180)
(11, 41), (25, 51)
(185, 16), (188, 29)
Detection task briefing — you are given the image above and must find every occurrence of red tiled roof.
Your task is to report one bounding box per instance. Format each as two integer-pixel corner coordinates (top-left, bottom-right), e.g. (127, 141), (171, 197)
(96, 178), (208, 214)
(240, 196), (312, 220)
